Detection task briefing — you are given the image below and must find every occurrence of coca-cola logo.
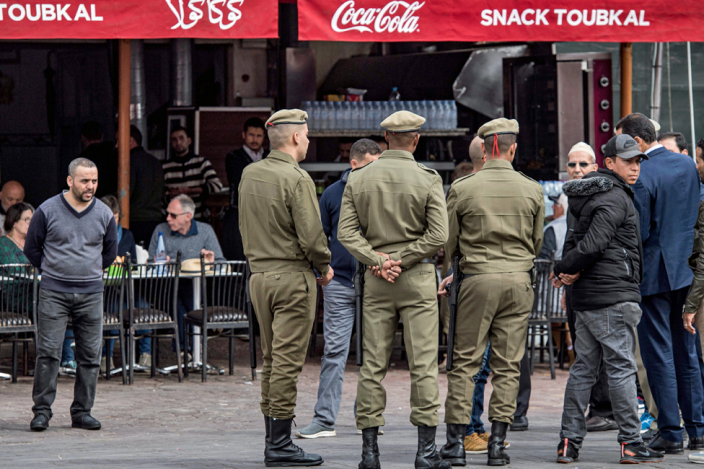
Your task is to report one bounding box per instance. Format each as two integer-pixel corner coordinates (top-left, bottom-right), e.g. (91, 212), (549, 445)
(331, 0), (424, 33)
(166, 0), (243, 30)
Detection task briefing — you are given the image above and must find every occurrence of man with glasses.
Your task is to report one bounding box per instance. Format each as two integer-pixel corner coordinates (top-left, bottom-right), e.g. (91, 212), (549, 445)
(147, 194), (225, 362)
(565, 142), (598, 180)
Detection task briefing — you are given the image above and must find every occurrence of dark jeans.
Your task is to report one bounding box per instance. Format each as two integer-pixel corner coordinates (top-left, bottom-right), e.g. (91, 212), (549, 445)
(561, 302), (642, 447)
(466, 344), (491, 435)
(32, 289), (103, 420)
(566, 286), (614, 420)
(175, 279), (195, 352)
(638, 287), (704, 442)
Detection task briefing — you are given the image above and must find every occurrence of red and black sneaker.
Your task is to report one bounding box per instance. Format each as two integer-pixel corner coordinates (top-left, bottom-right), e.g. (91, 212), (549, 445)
(620, 442), (665, 464)
(557, 438), (579, 464)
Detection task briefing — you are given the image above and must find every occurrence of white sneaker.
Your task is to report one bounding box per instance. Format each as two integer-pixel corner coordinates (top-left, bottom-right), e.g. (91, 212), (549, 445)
(295, 422), (336, 439)
(138, 353), (152, 368)
(690, 452), (704, 464)
(356, 427), (384, 435)
(100, 357), (114, 374)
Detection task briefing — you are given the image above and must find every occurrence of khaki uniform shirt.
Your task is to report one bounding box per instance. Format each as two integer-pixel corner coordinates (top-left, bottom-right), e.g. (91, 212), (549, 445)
(446, 158), (544, 275)
(239, 150), (330, 275)
(338, 149), (448, 270)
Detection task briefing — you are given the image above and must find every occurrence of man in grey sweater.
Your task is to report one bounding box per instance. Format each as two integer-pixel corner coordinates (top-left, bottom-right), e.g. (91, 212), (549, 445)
(25, 157), (118, 432)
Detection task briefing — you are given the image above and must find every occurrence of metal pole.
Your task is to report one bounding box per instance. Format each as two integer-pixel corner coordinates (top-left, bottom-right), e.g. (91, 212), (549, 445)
(650, 43), (663, 123)
(118, 39), (131, 228)
(620, 43), (633, 118)
(687, 42), (696, 161)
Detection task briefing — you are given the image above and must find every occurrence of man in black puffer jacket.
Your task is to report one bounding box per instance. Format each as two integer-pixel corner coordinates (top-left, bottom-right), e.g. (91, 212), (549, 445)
(551, 134), (664, 465)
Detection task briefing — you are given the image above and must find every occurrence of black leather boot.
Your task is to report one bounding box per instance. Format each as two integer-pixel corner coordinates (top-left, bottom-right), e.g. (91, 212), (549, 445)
(415, 426), (451, 469)
(439, 424), (466, 466)
(359, 427), (381, 469)
(487, 422), (510, 466)
(264, 418), (323, 467)
(265, 416), (272, 447)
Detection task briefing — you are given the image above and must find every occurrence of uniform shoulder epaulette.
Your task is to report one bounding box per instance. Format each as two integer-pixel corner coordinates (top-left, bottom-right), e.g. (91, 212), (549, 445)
(518, 171), (540, 186)
(417, 163), (439, 176)
(293, 165), (312, 179)
(452, 173), (475, 186)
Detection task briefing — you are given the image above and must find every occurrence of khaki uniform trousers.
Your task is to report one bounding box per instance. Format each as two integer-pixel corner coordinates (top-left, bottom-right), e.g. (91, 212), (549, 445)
(250, 270), (317, 419)
(445, 272), (534, 424)
(356, 262), (441, 429)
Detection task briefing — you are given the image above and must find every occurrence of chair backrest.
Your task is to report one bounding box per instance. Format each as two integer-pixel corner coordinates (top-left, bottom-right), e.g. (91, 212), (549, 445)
(530, 259), (559, 321)
(127, 252), (182, 325)
(200, 254), (247, 324)
(102, 259), (127, 326)
(0, 263), (37, 330)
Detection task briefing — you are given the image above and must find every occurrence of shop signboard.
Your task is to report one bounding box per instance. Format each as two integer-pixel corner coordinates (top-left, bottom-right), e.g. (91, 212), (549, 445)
(298, 0), (704, 42)
(0, 0), (278, 38)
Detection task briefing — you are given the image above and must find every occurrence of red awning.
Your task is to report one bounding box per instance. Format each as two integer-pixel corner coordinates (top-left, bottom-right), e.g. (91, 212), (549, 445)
(0, 0), (278, 39)
(298, 0), (704, 42)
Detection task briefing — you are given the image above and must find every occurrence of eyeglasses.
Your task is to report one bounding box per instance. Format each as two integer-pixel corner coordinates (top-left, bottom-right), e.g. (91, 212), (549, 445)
(21, 217), (32, 223)
(166, 211), (186, 219)
(567, 162), (592, 168)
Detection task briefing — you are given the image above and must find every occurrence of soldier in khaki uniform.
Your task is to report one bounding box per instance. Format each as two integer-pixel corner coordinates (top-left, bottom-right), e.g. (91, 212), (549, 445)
(438, 118), (544, 467)
(338, 111), (450, 469)
(239, 109), (333, 467)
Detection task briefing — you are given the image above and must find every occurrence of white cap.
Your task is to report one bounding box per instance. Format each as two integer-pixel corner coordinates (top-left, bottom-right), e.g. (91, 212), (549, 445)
(568, 142), (596, 162)
(556, 193), (569, 211)
(649, 119), (661, 132)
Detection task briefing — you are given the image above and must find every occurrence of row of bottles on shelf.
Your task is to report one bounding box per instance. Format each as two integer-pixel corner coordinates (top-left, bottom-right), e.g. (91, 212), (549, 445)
(302, 100), (458, 131)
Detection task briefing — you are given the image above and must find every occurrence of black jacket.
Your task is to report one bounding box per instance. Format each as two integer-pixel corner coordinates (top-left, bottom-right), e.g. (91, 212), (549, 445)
(554, 169), (643, 311)
(130, 146), (165, 222)
(225, 147), (269, 206)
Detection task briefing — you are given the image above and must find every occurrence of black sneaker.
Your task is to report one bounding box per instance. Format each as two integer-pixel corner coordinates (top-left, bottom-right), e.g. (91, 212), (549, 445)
(620, 442), (665, 464)
(557, 438), (579, 464)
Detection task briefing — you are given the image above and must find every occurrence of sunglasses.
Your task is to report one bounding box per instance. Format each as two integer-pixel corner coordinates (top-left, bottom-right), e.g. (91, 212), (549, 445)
(567, 162), (592, 168)
(166, 211), (186, 219)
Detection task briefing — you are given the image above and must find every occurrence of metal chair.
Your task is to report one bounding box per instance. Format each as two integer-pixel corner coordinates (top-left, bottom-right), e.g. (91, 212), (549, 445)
(102, 260), (128, 384)
(0, 263), (38, 382)
(125, 252), (183, 384)
(527, 258), (558, 379)
(184, 254), (253, 382)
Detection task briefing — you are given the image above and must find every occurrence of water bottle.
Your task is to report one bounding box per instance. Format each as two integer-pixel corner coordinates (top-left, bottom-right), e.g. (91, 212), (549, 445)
(358, 102), (366, 130)
(320, 101), (329, 131)
(388, 86), (401, 101)
(311, 102), (320, 131)
(350, 102), (360, 130)
(372, 102), (381, 129)
(438, 101), (448, 129)
(428, 101), (437, 129)
(449, 100), (458, 129)
(155, 232), (167, 275)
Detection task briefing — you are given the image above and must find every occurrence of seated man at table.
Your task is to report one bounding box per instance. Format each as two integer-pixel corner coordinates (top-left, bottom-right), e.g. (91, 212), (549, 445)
(147, 194), (225, 361)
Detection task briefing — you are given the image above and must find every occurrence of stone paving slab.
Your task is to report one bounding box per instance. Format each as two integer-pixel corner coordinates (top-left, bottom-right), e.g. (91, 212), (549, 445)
(0, 352), (696, 468)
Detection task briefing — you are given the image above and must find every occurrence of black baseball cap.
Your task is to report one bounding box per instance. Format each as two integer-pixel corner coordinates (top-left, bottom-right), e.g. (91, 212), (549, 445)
(604, 134), (649, 160)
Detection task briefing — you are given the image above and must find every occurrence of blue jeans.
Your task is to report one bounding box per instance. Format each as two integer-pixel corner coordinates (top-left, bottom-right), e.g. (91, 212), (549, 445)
(466, 344), (491, 435)
(561, 302), (642, 447)
(313, 280), (356, 427)
(638, 287), (704, 442)
(61, 330), (75, 364)
(102, 330), (151, 358)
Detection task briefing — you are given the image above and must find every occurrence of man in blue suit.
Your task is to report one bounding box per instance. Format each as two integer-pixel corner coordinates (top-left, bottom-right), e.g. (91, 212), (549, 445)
(617, 113), (704, 454)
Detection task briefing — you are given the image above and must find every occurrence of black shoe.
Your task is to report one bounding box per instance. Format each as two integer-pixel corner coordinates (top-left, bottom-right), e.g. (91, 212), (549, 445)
(487, 422), (510, 466)
(689, 437), (704, 451)
(265, 418), (323, 467)
(510, 415), (529, 432)
(359, 427), (381, 469)
(415, 426), (451, 469)
(556, 438), (579, 463)
(30, 414), (49, 432)
(646, 432), (684, 455)
(620, 442), (665, 463)
(440, 424), (466, 466)
(71, 414), (101, 430)
(641, 427), (657, 443)
(586, 416), (618, 432)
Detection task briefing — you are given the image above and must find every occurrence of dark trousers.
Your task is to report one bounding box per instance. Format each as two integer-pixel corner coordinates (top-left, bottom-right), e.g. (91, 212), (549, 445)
(566, 286), (613, 420)
(515, 349), (531, 418)
(130, 220), (162, 247)
(638, 286), (704, 442)
(175, 279), (195, 352)
(32, 289), (103, 420)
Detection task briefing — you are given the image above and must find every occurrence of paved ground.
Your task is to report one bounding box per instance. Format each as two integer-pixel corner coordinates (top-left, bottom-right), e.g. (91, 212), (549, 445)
(0, 341), (697, 468)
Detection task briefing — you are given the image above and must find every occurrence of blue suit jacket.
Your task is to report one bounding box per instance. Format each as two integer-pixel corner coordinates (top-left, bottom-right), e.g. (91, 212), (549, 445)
(634, 146), (699, 296)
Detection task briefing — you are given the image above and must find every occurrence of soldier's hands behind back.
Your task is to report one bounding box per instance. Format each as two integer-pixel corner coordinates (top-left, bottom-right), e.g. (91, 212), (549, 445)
(317, 266), (335, 286)
(381, 259), (402, 283)
(438, 274), (453, 297)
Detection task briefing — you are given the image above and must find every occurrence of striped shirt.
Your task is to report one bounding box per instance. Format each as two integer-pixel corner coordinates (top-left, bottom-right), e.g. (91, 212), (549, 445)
(162, 152), (223, 219)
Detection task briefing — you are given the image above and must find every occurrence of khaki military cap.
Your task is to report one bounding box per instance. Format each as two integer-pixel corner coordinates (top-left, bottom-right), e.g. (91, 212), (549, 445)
(381, 111), (426, 133)
(266, 109), (308, 127)
(477, 118), (519, 139)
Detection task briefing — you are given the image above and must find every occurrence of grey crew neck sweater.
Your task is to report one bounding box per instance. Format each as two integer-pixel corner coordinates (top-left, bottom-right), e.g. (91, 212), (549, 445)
(24, 192), (118, 293)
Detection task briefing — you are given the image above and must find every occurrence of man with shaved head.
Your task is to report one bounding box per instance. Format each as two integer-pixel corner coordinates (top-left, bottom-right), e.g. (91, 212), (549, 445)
(0, 181), (25, 235)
